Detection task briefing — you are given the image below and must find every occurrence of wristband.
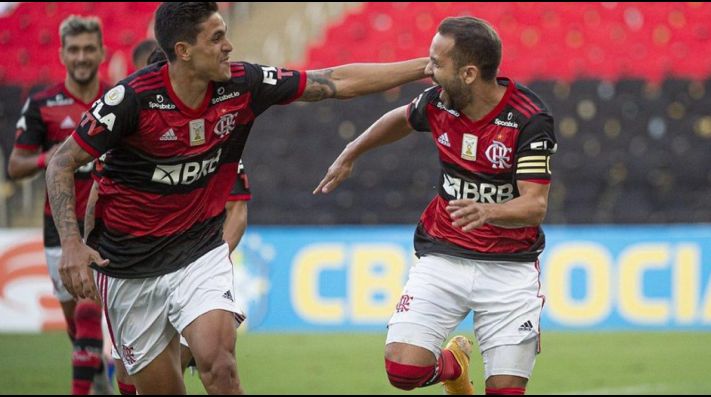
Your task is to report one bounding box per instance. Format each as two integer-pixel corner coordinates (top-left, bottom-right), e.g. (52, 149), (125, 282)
(36, 152), (47, 169)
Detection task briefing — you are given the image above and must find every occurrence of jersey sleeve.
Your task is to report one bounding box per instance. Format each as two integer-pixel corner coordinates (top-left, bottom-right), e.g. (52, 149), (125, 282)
(514, 113), (557, 182)
(228, 160), (251, 201)
(406, 87), (438, 132)
(243, 62), (306, 116)
(14, 97), (47, 151)
(72, 84), (139, 158)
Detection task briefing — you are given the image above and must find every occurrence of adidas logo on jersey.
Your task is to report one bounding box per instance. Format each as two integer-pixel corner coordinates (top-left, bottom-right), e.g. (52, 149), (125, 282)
(518, 320), (533, 332)
(160, 129), (177, 141)
(437, 132), (451, 147)
(222, 290), (234, 302)
(60, 116), (76, 129)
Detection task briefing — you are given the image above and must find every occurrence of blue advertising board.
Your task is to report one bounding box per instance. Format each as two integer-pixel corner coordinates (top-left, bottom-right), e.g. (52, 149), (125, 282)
(230, 225), (711, 332)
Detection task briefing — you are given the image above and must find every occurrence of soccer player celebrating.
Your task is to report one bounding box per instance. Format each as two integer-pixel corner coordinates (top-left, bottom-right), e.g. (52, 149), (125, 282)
(88, 38), (254, 397)
(315, 16), (557, 396)
(47, 2), (428, 394)
(8, 15), (113, 395)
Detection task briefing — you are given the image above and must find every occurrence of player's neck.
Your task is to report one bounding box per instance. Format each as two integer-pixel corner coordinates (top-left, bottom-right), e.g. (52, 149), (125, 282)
(461, 80), (505, 121)
(64, 77), (100, 104)
(168, 62), (210, 110)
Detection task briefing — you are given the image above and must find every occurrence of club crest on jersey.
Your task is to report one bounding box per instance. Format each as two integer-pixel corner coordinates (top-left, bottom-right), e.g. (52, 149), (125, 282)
(486, 140), (512, 169)
(214, 112), (237, 138)
(461, 134), (478, 161)
(189, 119), (206, 146)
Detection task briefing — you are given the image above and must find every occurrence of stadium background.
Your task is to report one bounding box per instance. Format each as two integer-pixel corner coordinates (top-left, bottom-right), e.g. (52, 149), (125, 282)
(0, 2), (710, 394)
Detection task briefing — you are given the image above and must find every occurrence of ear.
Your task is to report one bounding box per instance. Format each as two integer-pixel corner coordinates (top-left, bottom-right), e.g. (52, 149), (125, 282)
(175, 42), (191, 61)
(461, 65), (478, 85)
(99, 45), (106, 63)
(58, 46), (66, 66)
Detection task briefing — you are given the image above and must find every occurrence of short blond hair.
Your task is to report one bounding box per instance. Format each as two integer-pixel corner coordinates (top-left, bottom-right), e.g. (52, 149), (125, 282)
(59, 15), (103, 48)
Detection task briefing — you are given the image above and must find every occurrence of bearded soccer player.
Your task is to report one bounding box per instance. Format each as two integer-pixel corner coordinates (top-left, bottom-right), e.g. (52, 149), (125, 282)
(47, 2), (428, 394)
(316, 16), (556, 396)
(8, 15), (113, 395)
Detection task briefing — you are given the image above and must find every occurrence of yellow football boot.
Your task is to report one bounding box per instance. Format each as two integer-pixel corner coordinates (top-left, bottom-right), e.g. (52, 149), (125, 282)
(442, 335), (474, 395)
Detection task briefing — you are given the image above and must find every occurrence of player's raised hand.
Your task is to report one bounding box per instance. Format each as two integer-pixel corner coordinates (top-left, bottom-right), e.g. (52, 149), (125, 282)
(313, 153), (354, 194)
(59, 239), (109, 301)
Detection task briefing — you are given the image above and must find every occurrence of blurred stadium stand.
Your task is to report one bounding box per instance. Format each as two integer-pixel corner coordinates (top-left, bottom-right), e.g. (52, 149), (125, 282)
(246, 77), (711, 225)
(1, 2), (710, 227)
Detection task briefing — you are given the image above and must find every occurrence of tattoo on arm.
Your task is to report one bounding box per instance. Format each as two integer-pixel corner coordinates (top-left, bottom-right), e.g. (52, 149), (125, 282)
(301, 69), (337, 102)
(46, 141), (93, 243)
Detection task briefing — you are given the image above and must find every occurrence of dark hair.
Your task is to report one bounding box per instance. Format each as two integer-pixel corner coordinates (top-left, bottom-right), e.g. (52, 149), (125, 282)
(146, 48), (168, 64)
(438, 17), (501, 81)
(154, 2), (219, 62)
(59, 15), (103, 48)
(132, 39), (158, 67)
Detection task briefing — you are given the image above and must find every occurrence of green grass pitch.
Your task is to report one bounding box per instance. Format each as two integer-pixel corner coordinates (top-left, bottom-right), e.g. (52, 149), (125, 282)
(1, 332), (710, 394)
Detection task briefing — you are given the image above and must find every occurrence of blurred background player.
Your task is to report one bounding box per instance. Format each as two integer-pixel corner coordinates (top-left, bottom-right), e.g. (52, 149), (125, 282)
(7, 15), (113, 395)
(316, 16), (556, 395)
(48, 2), (427, 394)
(130, 38), (158, 72)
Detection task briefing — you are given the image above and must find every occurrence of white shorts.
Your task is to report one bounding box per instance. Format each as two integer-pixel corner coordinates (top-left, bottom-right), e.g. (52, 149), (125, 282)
(386, 253), (544, 358)
(96, 243), (246, 375)
(45, 246), (73, 302)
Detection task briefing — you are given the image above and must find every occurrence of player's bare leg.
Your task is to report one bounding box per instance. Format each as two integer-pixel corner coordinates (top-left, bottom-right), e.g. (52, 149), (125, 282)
(180, 344), (194, 373)
(129, 335), (185, 394)
(485, 375), (528, 394)
(385, 342), (436, 366)
(113, 358), (136, 395)
(182, 309), (243, 394)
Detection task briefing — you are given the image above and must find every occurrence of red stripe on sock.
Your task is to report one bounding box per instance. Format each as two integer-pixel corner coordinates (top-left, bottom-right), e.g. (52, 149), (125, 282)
(384, 359), (435, 390)
(118, 381), (137, 395)
(438, 349), (462, 381)
(72, 379), (92, 395)
(486, 387), (526, 395)
(74, 301), (103, 340)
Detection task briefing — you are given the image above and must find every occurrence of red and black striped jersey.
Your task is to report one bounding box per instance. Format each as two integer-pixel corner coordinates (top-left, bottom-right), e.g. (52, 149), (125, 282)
(407, 78), (557, 262)
(75, 61), (304, 278)
(14, 82), (107, 247)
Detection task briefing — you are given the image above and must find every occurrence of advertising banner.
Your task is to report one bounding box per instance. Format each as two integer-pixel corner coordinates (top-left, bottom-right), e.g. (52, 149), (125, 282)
(1, 226), (710, 332)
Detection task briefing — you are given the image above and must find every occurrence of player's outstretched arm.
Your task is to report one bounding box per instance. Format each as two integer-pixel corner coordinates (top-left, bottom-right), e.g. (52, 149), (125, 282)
(7, 144), (61, 180)
(299, 58), (428, 102)
(46, 138), (108, 300)
(314, 105), (412, 194)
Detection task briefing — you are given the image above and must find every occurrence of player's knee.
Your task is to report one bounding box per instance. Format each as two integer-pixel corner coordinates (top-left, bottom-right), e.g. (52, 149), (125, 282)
(383, 343), (401, 363)
(199, 352), (238, 388)
(384, 358), (434, 391)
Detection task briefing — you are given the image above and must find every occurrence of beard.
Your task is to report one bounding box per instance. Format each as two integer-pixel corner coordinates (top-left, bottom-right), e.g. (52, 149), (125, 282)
(69, 67), (98, 86)
(441, 81), (472, 111)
